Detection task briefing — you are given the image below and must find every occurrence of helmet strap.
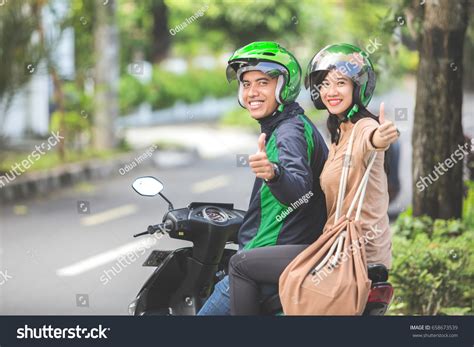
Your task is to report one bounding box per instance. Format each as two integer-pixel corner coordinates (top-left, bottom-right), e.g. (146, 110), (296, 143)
(335, 103), (358, 123)
(346, 104), (359, 120)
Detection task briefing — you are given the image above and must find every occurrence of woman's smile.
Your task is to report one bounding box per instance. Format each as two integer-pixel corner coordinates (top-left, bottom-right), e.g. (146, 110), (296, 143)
(327, 98), (343, 107)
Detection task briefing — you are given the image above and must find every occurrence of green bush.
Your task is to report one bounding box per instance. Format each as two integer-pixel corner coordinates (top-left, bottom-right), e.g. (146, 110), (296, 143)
(146, 67), (234, 111)
(49, 82), (92, 151)
(62, 82), (92, 112)
(390, 224), (473, 315)
(119, 74), (147, 115)
(118, 66), (235, 113)
(219, 107), (260, 131)
(146, 69), (185, 109)
(50, 111), (90, 152)
(392, 208), (466, 240)
(463, 181), (474, 230)
(389, 187), (474, 315)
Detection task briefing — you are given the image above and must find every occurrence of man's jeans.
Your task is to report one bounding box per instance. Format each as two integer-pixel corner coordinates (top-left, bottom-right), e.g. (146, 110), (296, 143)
(198, 276), (231, 315)
(197, 275), (277, 315)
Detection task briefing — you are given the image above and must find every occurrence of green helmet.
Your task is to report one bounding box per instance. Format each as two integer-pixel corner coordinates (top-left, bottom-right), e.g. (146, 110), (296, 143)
(226, 41), (302, 106)
(304, 43), (376, 117)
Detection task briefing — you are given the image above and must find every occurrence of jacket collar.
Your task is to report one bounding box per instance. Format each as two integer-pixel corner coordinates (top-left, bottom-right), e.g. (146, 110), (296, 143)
(258, 102), (305, 138)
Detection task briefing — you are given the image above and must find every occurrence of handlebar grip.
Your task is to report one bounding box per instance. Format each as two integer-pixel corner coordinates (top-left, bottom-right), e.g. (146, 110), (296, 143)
(133, 224), (163, 238)
(133, 231), (149, 238)
(134, 220), (173, 238)
(148, 220), (173, 234)
(147, 224), (161, 234)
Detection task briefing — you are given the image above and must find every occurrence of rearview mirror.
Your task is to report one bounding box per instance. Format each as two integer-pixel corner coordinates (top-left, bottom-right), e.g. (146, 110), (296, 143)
(132, 176), (164, 197)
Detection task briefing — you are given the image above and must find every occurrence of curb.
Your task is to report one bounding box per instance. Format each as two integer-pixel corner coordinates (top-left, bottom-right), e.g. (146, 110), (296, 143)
(0, 147), (199, 204)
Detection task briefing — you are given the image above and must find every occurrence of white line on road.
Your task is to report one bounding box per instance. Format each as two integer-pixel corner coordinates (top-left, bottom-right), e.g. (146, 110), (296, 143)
(80, 204), (138, 227)
(192, 175), (230, 194)
(56, 235), (163, 277)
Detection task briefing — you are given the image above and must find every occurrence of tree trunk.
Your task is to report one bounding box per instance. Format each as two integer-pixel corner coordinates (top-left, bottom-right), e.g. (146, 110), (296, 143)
(93, 0), (119, 150)
(151, 0), (170, 63)
(412, 0), (469, 219)
(50, 68), (66, 161)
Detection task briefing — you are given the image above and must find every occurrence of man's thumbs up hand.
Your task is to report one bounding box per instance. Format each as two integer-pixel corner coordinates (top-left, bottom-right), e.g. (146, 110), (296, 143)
(249, 132), (276, 181)
(257, 133), (266, 153)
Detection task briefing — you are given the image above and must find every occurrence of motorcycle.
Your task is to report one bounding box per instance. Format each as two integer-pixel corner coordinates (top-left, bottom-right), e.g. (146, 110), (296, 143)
(128, 176), (394, 316)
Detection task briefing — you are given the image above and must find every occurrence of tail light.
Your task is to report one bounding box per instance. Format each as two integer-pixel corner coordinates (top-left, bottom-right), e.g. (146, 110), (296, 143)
(368, 284), (394, 304)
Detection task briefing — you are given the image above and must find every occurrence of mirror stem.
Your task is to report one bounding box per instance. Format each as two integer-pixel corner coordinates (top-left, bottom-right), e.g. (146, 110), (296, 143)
(159, 192), (174, 211)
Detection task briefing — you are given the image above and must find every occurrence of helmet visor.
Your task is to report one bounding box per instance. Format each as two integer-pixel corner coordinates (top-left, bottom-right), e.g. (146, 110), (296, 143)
(226, 60), (288, 83)
(304, 51), (369, 89)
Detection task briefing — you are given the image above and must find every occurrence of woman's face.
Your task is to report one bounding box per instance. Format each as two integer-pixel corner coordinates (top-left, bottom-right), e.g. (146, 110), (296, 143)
(320, 70), (354, 116)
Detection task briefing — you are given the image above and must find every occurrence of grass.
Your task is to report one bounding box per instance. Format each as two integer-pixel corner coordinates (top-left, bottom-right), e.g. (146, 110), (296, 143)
(219, 107), (260, 131)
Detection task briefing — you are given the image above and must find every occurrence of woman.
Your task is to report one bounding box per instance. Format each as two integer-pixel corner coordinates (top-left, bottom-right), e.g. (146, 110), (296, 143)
(228, 43), (399, 315)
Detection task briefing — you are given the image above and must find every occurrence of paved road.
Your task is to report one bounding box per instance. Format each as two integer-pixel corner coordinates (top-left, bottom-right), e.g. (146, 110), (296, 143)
(0, 155), (254, 314)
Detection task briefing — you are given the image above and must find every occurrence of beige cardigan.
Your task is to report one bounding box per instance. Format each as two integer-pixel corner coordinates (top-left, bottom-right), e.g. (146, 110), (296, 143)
(320, 118), (392, 269)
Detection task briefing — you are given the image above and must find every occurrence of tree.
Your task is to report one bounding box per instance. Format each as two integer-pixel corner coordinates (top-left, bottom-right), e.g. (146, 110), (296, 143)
(93, 0), (119, 150)
(165, 0), (305, 57)
(0, 0), (46, 132)
(412, 0), (470, 218)
(151, 0), (171, 63)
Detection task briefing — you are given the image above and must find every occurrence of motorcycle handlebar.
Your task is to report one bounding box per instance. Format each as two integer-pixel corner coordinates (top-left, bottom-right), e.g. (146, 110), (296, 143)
(133, 220), (174, 238)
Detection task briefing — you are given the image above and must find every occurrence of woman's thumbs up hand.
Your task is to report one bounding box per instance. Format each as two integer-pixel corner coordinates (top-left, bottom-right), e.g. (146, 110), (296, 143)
(372, 102), (400, 149)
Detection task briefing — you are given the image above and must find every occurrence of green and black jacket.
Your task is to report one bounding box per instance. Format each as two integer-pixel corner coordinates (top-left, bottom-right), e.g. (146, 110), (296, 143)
(238, 102), (328, 250)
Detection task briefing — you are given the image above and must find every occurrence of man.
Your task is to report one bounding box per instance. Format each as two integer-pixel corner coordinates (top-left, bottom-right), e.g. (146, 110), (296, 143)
(198, 41), (328, 315)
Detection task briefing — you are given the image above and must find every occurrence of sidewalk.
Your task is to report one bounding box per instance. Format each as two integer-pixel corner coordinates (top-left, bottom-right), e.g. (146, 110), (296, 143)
(0, 151), (149, 203)
(0, 125), (258, 203)
(124, 124), (259, 159)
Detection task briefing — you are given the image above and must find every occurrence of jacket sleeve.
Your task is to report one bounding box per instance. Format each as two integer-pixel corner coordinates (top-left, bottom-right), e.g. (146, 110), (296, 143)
(265, 122), (313, 205)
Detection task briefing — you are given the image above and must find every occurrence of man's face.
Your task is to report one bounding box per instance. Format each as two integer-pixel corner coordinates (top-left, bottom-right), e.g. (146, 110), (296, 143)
(241, 70), (279, 119)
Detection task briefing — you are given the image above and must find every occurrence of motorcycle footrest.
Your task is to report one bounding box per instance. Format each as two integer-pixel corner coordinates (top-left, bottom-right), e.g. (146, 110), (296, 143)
(143, 250), (172, 267)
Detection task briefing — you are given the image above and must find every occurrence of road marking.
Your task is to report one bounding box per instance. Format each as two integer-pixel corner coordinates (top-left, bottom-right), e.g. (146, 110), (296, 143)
(56, 234), (164, 277)
(80, 204), (138, 226)
(192, 175), (230, 194)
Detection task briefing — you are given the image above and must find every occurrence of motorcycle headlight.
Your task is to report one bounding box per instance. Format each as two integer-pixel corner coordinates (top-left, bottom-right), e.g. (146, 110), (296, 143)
(128, 298), (138, 316)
